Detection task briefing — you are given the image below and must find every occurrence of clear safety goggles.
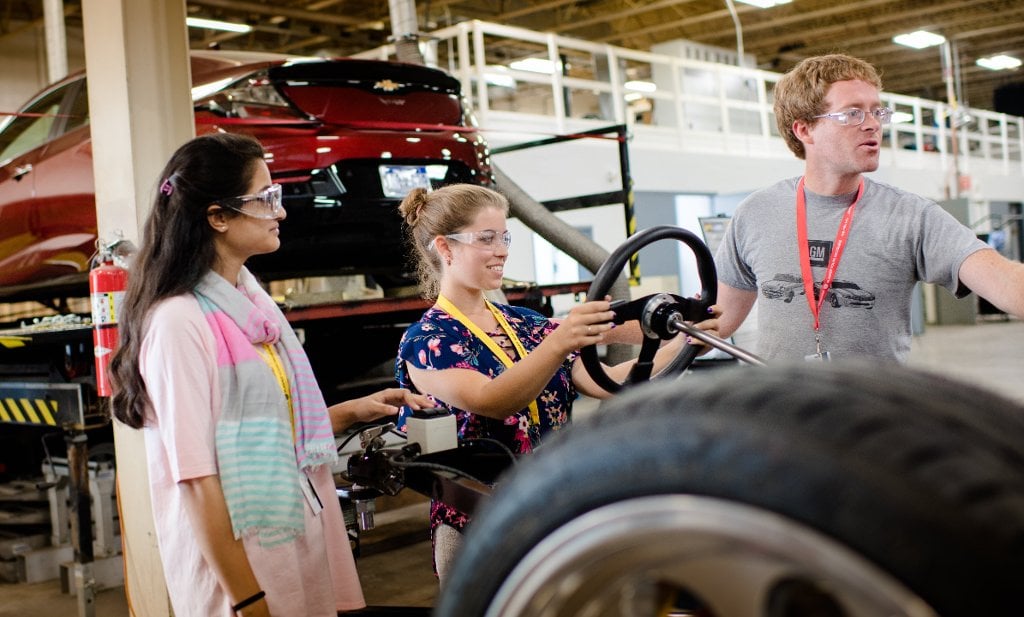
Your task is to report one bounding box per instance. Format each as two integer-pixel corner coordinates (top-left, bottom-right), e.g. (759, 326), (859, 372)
(444, 229), (512, 250)
(215, 184), (284, 219)
(813, 107), (894, 126)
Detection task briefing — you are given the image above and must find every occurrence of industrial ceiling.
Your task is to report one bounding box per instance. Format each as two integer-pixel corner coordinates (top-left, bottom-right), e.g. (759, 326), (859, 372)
(5, 0), (1024, 114)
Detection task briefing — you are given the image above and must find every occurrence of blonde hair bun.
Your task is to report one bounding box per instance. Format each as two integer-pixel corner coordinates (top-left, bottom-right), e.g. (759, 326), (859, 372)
(400, 188), (430, 227)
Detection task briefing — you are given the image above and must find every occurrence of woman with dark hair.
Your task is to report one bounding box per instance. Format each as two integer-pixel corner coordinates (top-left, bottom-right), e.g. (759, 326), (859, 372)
(110, 133), (430, 616)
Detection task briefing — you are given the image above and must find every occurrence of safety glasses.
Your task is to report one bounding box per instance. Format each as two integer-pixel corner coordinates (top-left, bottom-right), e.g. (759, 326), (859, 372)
(812, 107), (894, 126)
(444, 229), (512, 250)
(213, 184), (284, 219)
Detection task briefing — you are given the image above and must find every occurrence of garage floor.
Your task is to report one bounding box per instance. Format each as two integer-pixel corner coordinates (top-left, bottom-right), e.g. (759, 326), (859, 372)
(2, 319), (1022, 615)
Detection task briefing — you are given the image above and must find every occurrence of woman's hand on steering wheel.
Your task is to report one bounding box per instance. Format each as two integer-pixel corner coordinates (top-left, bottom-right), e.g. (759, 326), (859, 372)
(549, 299), (616, 355)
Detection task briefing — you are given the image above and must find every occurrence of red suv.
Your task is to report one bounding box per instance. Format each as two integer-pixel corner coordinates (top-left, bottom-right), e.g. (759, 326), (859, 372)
(0, 51), (492, 301)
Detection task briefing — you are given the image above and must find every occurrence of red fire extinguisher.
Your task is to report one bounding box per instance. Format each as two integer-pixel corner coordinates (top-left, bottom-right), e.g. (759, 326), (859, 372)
(90, 248), (129, 397)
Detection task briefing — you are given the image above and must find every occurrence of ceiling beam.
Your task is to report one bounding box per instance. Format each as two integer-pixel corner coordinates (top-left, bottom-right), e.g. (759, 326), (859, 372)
(498, 0), (580, 21)
(548, 0), (706, 35)
(592, 0), (895, 46)
(274, 34), (332, 54)
(699, 0), (1002, 55)
(0, 3), (78, 42)
(188, 0), (363, 27)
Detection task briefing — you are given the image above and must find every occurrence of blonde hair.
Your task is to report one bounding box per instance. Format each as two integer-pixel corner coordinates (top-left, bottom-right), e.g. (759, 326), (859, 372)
(399, 184), (510, 299)
(774, 54), (883, 160)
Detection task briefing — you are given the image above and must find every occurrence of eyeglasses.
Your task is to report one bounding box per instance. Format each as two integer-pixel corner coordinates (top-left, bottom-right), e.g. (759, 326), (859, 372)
(444, 229), (512, 250)
(812, 107), (894, 126)
(214, 184), (284, 219)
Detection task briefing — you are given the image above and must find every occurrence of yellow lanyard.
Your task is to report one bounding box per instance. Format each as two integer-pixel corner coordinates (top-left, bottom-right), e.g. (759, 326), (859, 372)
(256, 343), (295, 442)
(436, 295), (541, 425)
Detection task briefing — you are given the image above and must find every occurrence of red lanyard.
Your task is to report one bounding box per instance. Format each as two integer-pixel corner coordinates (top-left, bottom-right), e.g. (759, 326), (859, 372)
(796, 176), (864, 331)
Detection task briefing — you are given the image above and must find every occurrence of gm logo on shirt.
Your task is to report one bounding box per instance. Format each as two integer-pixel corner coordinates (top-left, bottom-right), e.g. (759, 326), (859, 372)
(808, 240), (832, 268)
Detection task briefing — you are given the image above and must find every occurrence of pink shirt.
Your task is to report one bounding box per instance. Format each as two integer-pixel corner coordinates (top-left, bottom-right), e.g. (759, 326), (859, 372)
(140, 295), (365, 616)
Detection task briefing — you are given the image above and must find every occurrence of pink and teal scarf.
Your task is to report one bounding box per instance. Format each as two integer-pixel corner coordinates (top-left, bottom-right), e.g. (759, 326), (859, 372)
(194, 267), (336, 546)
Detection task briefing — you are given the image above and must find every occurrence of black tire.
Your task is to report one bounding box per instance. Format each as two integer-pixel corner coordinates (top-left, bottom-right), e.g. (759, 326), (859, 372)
(435, 361), (1024, 617)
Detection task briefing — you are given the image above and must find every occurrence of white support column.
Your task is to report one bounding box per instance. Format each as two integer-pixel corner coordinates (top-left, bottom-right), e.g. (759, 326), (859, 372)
(42, 0), (68, 83)
(547, 34), (566, 134)
(80, 1), (194, 614)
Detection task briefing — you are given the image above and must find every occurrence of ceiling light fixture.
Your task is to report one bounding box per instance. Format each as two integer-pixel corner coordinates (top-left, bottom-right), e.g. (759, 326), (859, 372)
(976, 54), (1022, 71)
(510, 57), (561, 74)
(186, 17), (253, 33)
(892, 30), (946, 50)
(484, 66), (516, 88)
(891, 111), (915, 124)
(734, 0), (792, 8)
(624, 80), (657, 93)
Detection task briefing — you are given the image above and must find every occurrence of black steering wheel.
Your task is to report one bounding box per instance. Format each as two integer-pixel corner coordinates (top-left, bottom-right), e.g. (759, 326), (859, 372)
(580, 225), (718, 393)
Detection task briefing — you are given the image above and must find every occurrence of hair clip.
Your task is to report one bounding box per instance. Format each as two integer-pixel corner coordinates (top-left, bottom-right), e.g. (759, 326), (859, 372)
(160, 177), (174, 196)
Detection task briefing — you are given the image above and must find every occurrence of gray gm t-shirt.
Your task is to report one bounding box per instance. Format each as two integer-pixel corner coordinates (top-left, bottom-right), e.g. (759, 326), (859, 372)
(715, 176), (987, 362)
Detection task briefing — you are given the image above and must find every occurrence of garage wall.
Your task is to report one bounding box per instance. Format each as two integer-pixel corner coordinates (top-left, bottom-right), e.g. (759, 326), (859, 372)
(0, 24), (85, 113)
(634, 191), (681, 278)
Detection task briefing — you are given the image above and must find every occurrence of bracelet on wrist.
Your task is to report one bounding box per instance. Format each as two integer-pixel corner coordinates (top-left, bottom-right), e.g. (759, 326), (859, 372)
(232, 590), (265, 613)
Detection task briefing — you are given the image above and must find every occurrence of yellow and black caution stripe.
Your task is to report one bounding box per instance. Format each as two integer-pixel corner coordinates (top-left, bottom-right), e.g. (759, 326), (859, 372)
(0, 335), (30, 349)
(623, 175), (640, 285)
(0, 383), (85, 426)
(0, 397), (58, 426)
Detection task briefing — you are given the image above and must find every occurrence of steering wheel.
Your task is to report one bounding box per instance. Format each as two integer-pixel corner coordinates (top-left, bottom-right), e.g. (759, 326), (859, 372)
(580, 225), (717, 393)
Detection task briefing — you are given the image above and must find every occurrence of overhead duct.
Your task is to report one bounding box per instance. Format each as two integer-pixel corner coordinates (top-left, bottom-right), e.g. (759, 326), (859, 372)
(494, 167), (633, 364)
(388, 0), (425, 65)
(43, 0), (68, 83)
(493, 166), (623, 295)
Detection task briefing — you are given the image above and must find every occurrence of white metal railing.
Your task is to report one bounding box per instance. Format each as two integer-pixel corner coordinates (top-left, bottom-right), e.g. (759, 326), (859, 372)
(353, 20), (1024, 178)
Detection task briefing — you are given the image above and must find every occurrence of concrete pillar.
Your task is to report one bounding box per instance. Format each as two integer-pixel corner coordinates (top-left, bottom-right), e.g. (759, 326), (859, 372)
(81, 0), (194, 614)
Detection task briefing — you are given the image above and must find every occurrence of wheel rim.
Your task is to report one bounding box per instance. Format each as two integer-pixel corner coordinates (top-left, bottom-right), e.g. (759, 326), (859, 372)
(483, 495), (937, 617)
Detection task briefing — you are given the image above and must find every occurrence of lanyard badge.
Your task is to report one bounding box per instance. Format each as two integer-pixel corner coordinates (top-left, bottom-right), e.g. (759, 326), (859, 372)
(796, 177), (864, 361)
(436, 295), (541, 424)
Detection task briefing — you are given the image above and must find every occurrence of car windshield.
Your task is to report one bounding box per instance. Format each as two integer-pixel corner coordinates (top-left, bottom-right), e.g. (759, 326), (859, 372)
(0, 87), (67, 162)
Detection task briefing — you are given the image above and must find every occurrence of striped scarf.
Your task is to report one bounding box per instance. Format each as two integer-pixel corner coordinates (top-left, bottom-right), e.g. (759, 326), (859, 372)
(194, 268), (337, 546)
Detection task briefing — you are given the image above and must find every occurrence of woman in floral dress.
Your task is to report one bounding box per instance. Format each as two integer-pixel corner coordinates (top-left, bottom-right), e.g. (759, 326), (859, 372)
(395, 184), (717, 581)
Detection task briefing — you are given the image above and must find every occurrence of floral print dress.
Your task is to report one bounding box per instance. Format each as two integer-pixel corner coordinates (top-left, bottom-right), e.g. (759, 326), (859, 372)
(395, 302), (577, 537)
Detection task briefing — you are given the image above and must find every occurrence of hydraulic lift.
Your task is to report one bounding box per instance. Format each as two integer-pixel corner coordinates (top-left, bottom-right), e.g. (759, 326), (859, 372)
(0, 322), (120, 617)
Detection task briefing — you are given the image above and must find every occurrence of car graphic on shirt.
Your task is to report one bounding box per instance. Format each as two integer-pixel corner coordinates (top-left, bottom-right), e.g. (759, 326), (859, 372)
(815, 280), (876, 309)
(762, 274), (875, 309)
(761, 274), (804, 303)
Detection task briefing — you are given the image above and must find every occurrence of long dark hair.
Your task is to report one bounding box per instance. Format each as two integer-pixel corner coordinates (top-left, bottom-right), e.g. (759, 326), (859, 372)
(110, 133), (264, 428)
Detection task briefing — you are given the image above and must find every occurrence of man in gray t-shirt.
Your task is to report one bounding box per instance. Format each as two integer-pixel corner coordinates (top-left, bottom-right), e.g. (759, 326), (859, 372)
(714, 54), (1024, 362)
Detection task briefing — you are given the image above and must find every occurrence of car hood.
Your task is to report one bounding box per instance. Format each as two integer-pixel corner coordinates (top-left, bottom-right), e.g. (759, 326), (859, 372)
(271, 59), (464, 127)
(189, 52), (467, 129)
